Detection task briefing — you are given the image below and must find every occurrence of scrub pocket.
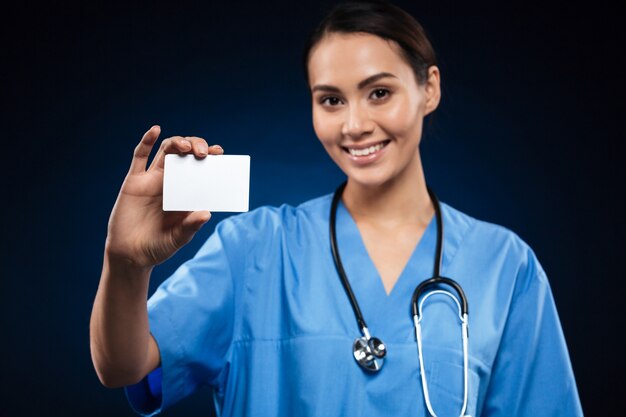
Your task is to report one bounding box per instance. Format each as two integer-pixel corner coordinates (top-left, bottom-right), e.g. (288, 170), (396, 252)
(428, 360), (479, 417)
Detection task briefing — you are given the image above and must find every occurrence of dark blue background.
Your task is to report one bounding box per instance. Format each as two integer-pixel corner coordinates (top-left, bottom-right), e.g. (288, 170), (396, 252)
(2, 1), (623, 416)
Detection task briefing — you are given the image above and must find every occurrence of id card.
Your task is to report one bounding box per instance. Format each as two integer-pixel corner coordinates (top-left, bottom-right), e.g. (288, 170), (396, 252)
(163, 154), (250, 212)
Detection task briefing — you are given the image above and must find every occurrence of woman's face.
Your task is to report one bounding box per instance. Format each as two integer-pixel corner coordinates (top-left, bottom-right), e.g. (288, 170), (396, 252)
(307, 32), (440, 188)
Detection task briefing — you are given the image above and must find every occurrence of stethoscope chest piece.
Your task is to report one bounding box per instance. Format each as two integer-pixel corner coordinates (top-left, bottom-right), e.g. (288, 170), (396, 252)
(353, 333), (386, 372)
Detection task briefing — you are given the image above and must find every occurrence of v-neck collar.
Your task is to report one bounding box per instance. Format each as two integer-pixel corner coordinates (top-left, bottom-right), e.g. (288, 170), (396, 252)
(335, 200), (439, 342)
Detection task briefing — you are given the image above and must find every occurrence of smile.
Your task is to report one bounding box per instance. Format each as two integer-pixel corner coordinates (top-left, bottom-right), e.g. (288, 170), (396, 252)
(343, 140), (391, 157)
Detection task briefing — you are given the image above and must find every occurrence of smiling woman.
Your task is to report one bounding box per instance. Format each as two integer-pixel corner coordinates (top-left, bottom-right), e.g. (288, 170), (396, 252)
(308, 31), (440, 294)
(90, 1), (584, 416)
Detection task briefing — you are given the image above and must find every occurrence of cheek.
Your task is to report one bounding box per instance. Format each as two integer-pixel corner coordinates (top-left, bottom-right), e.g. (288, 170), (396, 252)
(378, 99), (423, 138)
(312, 108), (339, 148)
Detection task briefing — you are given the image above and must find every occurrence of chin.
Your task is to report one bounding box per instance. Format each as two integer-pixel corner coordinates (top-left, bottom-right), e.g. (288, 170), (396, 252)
(345, 166), (395, 189)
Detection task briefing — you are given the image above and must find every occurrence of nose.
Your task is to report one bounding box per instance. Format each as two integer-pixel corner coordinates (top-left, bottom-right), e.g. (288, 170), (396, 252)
(341, 103), (374, 139)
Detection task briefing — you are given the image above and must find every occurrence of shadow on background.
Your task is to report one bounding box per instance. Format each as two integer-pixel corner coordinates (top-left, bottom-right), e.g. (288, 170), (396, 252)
(2, 1), (623, 416)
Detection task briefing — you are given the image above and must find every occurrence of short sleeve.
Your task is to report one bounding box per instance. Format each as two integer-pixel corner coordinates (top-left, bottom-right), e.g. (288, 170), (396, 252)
(481, 249), (583, 416)
(125, 218), (243, 416)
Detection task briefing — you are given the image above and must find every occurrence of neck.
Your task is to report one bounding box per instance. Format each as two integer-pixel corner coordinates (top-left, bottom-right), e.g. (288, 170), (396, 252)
(342, 153), (434, 228)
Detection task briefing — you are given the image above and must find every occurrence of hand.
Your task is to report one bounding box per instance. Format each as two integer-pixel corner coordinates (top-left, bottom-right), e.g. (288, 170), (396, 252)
(104, 126), (224, 269)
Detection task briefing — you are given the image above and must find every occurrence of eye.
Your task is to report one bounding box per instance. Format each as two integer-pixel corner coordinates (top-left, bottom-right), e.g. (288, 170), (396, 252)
(370, 88), (391, 101)
(320, 96), (343, 106)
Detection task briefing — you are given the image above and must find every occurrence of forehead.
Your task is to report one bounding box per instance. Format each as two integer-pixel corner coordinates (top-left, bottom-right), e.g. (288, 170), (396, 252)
(308, 32), (413, 87)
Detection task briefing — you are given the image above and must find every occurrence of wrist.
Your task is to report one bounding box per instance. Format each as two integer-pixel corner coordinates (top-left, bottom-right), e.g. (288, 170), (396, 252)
(102, 248), (154, 285)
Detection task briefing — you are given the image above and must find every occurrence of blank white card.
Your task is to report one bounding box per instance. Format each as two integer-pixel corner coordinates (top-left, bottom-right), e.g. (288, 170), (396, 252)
(163, 154), (250, 212)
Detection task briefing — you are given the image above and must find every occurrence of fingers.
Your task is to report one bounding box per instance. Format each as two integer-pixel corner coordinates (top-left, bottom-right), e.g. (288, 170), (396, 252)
(188, 137), (224, 156)
(172, 211), (212, 248)
(183, 210), (212, 230)
(149, 135), (224, 172)
(148, 136), (190, 171)
(189, 137), (209, 156)
(129, 126), (161, 174)
(207, 144), (224, 155)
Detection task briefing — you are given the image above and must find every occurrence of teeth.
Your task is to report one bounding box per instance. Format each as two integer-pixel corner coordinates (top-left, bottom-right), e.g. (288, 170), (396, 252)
(348, 142), (386, 157)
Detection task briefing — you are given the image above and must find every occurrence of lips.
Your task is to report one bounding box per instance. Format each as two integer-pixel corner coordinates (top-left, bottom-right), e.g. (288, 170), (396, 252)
(341, 139), (391, 165)
(342, 139), (391, 157)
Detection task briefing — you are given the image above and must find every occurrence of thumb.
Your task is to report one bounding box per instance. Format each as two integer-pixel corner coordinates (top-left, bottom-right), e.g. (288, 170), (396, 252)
(173, 211), (212, 248)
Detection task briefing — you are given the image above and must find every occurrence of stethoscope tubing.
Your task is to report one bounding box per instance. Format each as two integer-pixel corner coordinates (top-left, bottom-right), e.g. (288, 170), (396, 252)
(329, 181), (368, 331)
(330, 182), (469, 326)
(411, 186), (468, 318)
(329, 181), (471, 416)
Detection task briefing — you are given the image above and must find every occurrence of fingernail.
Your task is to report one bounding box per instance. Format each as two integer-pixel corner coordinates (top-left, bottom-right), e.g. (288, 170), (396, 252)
(200, 146), (208, 155)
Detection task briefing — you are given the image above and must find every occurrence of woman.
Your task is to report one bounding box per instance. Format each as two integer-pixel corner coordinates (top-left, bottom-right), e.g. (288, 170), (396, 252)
(90, 1), (583, 416)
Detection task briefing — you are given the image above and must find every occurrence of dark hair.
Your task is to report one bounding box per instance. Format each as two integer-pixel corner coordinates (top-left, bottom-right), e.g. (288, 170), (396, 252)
(302, 0), (437, 86)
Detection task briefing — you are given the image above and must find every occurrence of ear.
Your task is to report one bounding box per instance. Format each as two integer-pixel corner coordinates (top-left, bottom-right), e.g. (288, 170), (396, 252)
(423, 66), (441, 116)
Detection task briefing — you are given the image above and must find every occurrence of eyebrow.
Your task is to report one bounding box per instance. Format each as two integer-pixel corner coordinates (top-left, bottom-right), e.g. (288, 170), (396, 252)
(311, 72), (398, 94)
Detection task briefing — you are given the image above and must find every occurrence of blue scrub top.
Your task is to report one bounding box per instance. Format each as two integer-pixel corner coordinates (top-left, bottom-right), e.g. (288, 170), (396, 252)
(125, 193), (583, 416)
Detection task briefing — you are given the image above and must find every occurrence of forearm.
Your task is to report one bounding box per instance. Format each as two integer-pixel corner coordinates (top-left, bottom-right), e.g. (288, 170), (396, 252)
(90, 251), (156, 388)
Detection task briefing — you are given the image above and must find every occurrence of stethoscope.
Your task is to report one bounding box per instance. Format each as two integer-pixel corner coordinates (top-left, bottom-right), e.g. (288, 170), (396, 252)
(330, 182), (471, 417)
